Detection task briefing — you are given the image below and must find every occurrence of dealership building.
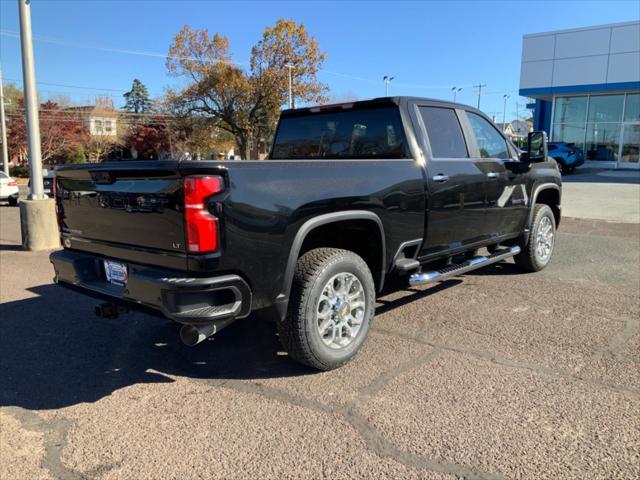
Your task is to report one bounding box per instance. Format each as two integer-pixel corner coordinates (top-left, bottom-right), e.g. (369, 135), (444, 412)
(519, 21), (640, 169)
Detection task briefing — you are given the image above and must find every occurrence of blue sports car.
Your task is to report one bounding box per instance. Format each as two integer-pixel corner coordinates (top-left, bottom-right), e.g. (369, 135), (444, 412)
(548, 142), (585, 174)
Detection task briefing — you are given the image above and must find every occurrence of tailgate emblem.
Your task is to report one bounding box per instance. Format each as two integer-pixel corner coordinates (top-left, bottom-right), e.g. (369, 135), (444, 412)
(172, 242), (182, 249)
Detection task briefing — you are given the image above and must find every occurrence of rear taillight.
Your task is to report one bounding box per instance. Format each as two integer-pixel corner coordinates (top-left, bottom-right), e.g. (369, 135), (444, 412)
(183, 176), (224, 253)
(7, 181), (17, 187)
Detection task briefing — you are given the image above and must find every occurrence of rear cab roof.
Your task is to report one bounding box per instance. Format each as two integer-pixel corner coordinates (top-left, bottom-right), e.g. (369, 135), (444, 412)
(279, 96), (488, 118)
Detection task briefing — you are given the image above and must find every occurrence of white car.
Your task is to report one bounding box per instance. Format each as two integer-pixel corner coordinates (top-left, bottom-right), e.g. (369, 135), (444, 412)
(0, 171), (19, 206)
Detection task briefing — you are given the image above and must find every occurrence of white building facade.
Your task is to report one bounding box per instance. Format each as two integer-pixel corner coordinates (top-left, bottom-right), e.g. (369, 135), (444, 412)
(519, 21), (640, 169)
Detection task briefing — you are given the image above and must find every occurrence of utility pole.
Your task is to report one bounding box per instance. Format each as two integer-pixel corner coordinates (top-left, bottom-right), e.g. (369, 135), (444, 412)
(18, 0), (44, 199)
(473, 83), (486, 109)
(515, 101), (523, 121)
(0, 64), (9, 175)
(17, 0), (59, 250)
(451, 86), (462, 102)
(286, 63), (293, 109)
(502, 94), (510, 132)
(383, 76), (394, 96)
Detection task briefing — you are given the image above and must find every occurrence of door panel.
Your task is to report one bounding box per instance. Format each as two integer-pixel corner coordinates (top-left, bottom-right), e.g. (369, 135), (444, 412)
(464, 111), (528, 240)
(414, 105), (490, 257)
(484, 160), (529, 238)
(422, 158), (488, 257)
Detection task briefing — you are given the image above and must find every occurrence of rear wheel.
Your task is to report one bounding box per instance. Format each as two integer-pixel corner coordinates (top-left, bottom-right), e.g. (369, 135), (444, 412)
(8, 196), (18, 206)
(278, 248), (375, 371)
(514, 204), (556, 272)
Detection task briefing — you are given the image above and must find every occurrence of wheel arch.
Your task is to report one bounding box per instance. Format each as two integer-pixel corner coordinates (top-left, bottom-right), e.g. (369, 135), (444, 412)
(274, 210), (386, 320)
(524, 183), (561, 244)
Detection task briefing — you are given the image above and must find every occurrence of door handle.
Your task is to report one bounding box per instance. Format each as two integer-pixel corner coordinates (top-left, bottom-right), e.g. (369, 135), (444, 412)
(432, 174), (449, 183)
(486, 172), (499, 179)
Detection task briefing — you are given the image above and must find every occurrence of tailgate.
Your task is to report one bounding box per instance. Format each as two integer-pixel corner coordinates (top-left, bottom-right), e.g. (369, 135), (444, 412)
(57, 162), (187, 256)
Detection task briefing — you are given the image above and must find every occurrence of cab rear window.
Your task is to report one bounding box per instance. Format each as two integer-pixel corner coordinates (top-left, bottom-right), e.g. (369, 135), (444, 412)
(270, 106), (408, 160)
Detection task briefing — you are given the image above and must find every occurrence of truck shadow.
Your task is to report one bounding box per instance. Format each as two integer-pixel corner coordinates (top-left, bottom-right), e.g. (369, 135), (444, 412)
(0, 284), (306, 410)
(0, 281), (453, 410)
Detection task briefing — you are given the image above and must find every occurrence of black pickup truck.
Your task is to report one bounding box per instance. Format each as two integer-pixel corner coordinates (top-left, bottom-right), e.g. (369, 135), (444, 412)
(50, 97), (561, 370)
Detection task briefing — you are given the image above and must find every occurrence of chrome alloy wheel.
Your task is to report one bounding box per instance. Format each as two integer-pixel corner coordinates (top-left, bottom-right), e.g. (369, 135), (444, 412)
(535, 216), (554, 262)
(316, 272), (366, 350)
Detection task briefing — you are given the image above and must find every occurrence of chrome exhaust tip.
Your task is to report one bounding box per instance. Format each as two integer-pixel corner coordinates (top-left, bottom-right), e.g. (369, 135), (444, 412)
(179, 323), (217, 347)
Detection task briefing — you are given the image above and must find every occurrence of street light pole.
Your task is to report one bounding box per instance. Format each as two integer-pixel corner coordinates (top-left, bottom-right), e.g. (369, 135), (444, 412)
(0, 64), (9, 175)
(17, 0), (59, 251)
(452, 86), (462, 102)
(286, 63), (293, 109)
(18, 0), (44, 199)
(383, 76), (394, 96)
(502, 94), (510, 132)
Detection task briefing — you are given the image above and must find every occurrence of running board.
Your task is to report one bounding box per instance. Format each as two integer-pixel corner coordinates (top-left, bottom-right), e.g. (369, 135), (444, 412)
(409, 245), (521, 286)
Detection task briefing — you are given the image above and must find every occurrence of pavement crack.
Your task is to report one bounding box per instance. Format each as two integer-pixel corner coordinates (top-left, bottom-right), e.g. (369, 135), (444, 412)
(201, 377), (504, 480)
(342, 406), (505, 480)
(355, 348), (442, 402)
(1, 406), (85, 480)
(372, 326), (640, 399)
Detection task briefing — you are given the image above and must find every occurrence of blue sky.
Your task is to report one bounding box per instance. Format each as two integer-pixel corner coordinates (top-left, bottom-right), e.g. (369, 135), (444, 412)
(1, 0), (638, 122)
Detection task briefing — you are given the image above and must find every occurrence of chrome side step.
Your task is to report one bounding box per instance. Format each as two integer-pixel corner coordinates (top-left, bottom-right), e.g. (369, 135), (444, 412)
(409, 246), (521, 286)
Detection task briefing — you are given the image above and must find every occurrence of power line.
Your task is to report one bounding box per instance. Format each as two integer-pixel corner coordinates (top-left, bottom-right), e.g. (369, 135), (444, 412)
(1, 29), (483, 93)
(4, 76), (129, 93)
(0, 29), (249, 66)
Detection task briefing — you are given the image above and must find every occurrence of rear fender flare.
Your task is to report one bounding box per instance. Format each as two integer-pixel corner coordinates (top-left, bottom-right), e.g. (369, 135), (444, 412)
(274, 210), (386, 320)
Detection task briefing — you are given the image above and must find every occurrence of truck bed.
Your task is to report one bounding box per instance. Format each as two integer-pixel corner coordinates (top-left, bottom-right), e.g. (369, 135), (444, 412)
(56, 158), (426, 309)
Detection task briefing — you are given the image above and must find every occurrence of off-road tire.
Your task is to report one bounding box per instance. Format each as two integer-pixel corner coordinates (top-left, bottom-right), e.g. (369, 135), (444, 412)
(514, 204), (556, 272)
(277, 248), (375, 371)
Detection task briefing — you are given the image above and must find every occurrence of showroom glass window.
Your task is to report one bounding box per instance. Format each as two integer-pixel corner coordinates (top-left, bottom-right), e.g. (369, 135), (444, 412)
(622, 94), (639, 164)
(552, 96), (588, 155)
(552, 94), (640, 165)
(585, 95), (623, 162)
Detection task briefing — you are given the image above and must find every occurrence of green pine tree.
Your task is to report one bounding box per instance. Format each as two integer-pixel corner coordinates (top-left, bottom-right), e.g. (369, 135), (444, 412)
(123, 79), (153, 114)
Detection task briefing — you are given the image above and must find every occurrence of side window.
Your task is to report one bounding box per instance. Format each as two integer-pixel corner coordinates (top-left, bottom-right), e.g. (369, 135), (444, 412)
(419, 106), (468, 158)
(467, 112), (510, 159)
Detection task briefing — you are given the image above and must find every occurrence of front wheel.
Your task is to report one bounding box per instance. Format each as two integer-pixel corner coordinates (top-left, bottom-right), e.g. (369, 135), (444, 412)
(278, 248), (375, 371)
(514, 204), (556, 272)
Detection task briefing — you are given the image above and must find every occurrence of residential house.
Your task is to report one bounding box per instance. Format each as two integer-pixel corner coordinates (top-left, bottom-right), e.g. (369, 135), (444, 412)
(495, 122), (515, 138)
(495, 120), (533, 143)
(510, 120), (533, 141)
(63, 105), (119, 137)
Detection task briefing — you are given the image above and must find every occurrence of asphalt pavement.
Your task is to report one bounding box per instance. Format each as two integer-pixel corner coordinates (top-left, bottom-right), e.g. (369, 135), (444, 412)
(1, 173), (639, 479)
